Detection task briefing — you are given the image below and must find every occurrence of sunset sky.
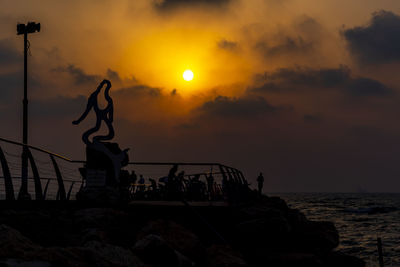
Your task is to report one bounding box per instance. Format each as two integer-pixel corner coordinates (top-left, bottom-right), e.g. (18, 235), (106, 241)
(1, 0), (400, 192)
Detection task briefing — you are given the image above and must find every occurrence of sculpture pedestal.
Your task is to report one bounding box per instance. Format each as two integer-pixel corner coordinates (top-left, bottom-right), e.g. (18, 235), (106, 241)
(76, 141), (129, 202)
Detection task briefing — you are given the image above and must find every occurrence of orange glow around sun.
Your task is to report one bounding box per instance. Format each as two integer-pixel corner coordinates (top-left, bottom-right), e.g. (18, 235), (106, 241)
(117, 26), (252, 95)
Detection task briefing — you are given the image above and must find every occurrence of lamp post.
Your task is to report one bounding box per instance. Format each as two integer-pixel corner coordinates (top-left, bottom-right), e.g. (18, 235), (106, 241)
(16, 22), (40, 200)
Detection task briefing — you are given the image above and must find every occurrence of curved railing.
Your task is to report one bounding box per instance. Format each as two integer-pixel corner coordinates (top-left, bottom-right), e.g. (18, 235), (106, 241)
(0, 137), (249, 202)
(0, 137), (84, 200)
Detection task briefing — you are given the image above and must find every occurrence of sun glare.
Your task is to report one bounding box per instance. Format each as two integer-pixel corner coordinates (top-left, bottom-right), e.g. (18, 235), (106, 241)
(183, 70), (194, 81)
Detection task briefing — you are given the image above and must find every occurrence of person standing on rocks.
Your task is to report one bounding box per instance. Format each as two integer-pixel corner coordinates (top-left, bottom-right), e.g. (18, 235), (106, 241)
(257, 173), (264, 194)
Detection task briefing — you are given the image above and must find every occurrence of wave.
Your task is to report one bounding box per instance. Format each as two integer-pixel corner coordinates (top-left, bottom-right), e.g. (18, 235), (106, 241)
(343, 206), (397, 214)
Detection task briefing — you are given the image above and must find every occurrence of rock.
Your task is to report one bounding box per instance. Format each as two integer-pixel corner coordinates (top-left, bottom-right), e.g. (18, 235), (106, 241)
(138, 219), (205, 262)
(132, 234), (192, 267)
(322, 251), (366, 267)
(261, 252), (324, 267)
(286, 209), (308, 226)
(206, 245), (248, 267)
(25, 247), (100, 267)
(84, 241), (146, 267)
(74, 208), (128, 229)
(293, 221), (339, 251)
(74, 208), (135, 246)
(234, 216), (291, 248)
(0, 224), (41, 259)
(80, 228), (109, 243)
(0, 259), (52, 267)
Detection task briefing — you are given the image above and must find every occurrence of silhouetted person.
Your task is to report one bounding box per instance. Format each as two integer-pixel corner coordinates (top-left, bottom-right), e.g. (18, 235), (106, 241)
(206, 173), (214, 199)
(130, 170), (137, 194)
(257, 172), (264, 194)
(149, 178), (157, 191)
(138, 175), (145, 192)
(166, 164), (178, 200)
(148, 178), (158, 199)
(73, 79), (114, 145)
(168, 164), (178, 180)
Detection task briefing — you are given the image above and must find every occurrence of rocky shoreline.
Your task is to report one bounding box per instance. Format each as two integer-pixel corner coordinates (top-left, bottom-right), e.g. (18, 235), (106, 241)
(0, 193), (365, 267)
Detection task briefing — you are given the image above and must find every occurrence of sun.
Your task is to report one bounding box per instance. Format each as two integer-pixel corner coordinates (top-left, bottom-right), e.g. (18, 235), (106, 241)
(183, 70), (194, 81)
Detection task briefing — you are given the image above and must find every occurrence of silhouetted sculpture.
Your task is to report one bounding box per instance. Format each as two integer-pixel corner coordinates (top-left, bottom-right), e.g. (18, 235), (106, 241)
(74, 80), (129, 202)
(257, 172), (264, 194)
(73, 79), (114, 145)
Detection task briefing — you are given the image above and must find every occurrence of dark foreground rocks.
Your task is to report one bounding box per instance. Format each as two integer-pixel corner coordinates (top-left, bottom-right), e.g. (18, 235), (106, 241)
(0, 194), (365, 267)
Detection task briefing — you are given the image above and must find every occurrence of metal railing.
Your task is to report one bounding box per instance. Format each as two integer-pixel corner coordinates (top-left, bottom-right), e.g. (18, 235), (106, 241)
(0, 137), (249, 202)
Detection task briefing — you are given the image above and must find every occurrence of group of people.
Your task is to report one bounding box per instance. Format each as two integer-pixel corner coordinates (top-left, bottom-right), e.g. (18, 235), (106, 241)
(119, 165), (264, 201)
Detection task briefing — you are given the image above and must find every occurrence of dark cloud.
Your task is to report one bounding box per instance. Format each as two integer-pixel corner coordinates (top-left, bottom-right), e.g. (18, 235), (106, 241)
(197, 95), (278, 118)
(303, 114), (323, 124)
(106, 68), (121, 83)
(31, 95), (87, 118)
(343, 10), (400, 64)
(346, 77), (392, 96)
(52, 64), (100, 85)
(0, 71), (23, 104)
(115, 85), (161, 98)
(256, 37), (313, 58)
(250, 66), (392, 97)
(218, 39), (238, 51)
(295, 16), (322, 34)
(154, 0), (230, 11)
(0, 39), (21, 65)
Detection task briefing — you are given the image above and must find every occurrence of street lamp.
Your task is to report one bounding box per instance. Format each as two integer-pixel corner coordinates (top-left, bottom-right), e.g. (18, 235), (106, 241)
(16, 22), (40, 200)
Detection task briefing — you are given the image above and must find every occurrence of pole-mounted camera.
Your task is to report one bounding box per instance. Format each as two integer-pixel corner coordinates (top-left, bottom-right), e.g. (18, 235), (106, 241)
(17, 22), (40, 35)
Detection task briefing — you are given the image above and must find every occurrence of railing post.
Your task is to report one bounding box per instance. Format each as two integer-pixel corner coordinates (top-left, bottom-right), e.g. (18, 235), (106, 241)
(238, 170), (247, 185)
(66, 182), (75, 200)
(26, 148), (43, 200)
(0, 146), (15, 200)
(377, 237), (384, 267)
(50, 155), (66, 201)
(43, 179), (51, 200)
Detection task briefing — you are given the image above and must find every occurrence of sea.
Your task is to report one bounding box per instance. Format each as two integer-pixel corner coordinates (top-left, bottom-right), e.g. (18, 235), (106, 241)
(270, 193), (400, 266)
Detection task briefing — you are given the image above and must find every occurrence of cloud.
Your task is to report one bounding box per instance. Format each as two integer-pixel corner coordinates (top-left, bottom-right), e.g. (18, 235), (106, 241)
(250, 66), (392, 97)
(343, 10), (400, 64)
(114, 84), (161, 98)
(0, 71), (23, 104)
(31, 95), (87, 118)
(303, 114), (323, 124)
(346, 77), (392, 96)
(217, 39), (238, 51)
(52, 64), (100, 85)
(196, 95), (279, 118)
(256, 36), (313, 58)
(154, 0), (231, 11)
(106, 68), (121, 83)
(0, 39), (21, 66)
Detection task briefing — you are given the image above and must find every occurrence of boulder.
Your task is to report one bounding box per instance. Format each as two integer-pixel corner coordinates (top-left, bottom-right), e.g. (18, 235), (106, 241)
(261, 252), (324, 267)
(206, 245), (248, 267)
(292, 221), (339, 251)
(234, 216), (291, 248)
(84, 241), (146, 267)
(0, 224), (41, 259)
(138, 219), (205, 262)
(0, 259), (52, 267)
(73, 208), (128, 229)
(322, 251), (366, 267)
(25, 247), (100, 267)
(132, 234), (192, 267)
